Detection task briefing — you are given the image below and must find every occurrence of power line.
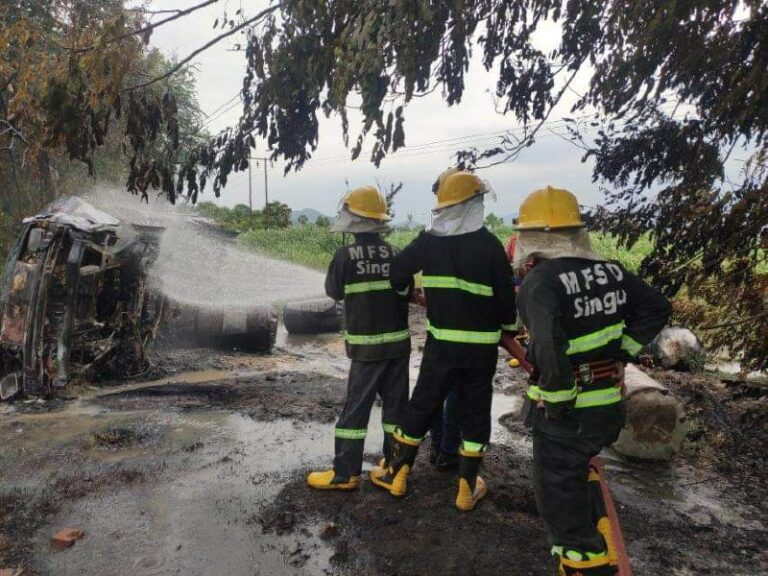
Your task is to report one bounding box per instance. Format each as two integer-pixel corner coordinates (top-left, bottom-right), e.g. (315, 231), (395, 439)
(200, 96), (242, 130)
(307, 118), (576, 167)
(203, 93), (241, 121)
(308, 98), (684, 167)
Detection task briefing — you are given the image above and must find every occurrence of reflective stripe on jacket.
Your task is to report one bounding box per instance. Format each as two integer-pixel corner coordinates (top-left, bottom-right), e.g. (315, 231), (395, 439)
(517, 257), (671, 407)
(326, 234), (411, 361)
(390, 228), (517, 368)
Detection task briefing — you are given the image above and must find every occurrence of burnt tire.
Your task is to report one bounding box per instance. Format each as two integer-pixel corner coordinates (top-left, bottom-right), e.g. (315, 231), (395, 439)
(283, 298), (343, 335)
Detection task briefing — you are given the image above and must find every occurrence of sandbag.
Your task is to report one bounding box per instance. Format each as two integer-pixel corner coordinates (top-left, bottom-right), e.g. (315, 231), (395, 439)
(645, 326), (705, 371)
(612, 365), (687, 461)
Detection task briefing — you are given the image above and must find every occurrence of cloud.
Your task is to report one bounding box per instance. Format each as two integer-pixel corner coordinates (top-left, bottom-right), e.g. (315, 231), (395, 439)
(146, 0), (601, 221)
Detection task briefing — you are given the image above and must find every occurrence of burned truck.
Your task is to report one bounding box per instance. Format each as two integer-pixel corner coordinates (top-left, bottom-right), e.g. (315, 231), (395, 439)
(0, 198), (165, 400)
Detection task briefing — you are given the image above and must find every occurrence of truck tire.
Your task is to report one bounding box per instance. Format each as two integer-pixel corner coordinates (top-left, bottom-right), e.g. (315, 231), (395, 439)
(160, 304), (278, 352)
(283, 298), (343, 335)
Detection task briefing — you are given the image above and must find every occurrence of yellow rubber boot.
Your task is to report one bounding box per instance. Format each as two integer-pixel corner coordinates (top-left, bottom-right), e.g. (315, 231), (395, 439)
(370, 463), (412, 497)
(556, 549), (615, 576)
(454, 448), (487, 511)
(455, 476), (488, 511)
(306, 469), (359, 491)
(369, 432), (420, 497)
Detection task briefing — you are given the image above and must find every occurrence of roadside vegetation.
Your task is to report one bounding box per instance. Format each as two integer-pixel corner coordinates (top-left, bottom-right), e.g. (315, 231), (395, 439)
(2, 1), (765, 367)
(0, 2), (207, 256)
(239, 221), (652, 273)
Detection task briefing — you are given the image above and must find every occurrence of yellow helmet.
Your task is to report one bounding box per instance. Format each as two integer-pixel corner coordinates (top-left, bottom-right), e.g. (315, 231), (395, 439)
(435, 171), (490, 210)
(431, 167), (460, 194)
(342, 186), (391, 221)
(515, 186), (584, 230)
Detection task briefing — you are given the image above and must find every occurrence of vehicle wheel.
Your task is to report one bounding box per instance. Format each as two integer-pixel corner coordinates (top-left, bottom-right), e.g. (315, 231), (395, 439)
(283, 298), (343, 335)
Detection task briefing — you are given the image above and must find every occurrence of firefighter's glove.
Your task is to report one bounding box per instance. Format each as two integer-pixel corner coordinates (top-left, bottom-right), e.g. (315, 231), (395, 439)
(543, 400), (574, 421)
(411, 288), (427, 307)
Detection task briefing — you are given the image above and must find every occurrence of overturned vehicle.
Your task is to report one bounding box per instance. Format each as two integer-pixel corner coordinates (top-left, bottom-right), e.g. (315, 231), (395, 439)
(0, 198), (165, 400)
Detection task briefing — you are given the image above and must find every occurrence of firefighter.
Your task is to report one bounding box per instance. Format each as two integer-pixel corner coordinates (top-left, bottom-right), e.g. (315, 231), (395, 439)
(513, 186), (671, 575)
(306, 186), (412, 491)
(370, 171), (517, 511)
(428, 166), (461, 472)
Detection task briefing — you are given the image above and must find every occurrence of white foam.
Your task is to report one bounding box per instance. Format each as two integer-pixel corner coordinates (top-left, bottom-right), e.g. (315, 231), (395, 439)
(85, 188), (326, 309)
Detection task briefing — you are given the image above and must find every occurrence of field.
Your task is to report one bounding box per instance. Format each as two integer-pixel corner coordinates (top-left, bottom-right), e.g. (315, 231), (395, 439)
(239, 224), (653, 272)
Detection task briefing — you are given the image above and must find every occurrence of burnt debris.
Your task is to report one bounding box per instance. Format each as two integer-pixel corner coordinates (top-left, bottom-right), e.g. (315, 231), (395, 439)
(0, 198), (166, 400)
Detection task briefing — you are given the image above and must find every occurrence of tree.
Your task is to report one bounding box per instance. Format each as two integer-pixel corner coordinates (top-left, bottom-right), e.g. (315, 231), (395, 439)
(0, 1), (206, 255)
(263, 201), (291, 229)
(484, 213), (503, 232)
(171, 1), (764, 368)
(315, 215), (331, 228)
(378, 180), (403, 222)
(297, 214), (309, 226)
(4, 2), (768, 364)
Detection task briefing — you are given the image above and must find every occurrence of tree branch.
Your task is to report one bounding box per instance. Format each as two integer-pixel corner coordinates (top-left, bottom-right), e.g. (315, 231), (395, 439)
(126, 8), (185, 16)
(125, 5), (279, 91)
(700, 311), (768, 331)
(70, 0), (221, 53)
(474, 58), (586, 170)
(0, 120), (29, 144)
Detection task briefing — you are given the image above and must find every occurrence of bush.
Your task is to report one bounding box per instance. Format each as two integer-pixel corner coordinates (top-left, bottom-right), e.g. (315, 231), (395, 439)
(239, 224), (649, 273)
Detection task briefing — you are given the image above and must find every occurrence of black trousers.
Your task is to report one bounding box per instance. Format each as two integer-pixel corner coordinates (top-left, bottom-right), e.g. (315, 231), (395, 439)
(333, 357), (409, 477)
(399, 358), (495, 450)
(429, 385), (461, 454)
(531, 405), (623, 555)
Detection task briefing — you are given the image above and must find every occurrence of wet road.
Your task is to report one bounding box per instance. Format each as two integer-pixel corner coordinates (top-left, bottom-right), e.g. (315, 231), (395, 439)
(1, 321), (766, 575)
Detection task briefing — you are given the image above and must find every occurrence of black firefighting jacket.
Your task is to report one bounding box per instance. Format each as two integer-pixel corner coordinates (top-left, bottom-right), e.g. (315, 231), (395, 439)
(518, 257), (671, 418)
(390, 228), (517, 369)
(326, 233), (411, 361)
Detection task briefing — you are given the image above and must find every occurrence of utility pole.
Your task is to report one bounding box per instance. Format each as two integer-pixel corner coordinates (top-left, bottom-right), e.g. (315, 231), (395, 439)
(250, 156), (269, 227)
(248, 161), (253, 212)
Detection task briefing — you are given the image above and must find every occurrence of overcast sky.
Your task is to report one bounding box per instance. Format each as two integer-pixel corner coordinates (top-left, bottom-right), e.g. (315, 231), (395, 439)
(143, 1), (672, 223)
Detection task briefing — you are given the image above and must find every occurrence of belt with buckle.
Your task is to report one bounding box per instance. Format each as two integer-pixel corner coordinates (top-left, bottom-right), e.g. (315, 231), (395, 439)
(572, 360), (619, 385)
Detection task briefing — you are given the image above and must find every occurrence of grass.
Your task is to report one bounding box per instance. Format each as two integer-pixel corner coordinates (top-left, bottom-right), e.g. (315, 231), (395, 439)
(239, 224), (652, 273)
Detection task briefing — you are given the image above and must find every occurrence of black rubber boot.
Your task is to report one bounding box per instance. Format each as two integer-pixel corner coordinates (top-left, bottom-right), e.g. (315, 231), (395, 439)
(380, 432), (395, 469)
(435, 451), (459, 472)
(370, 433), (420, 497)
(455, 450), (487, 511)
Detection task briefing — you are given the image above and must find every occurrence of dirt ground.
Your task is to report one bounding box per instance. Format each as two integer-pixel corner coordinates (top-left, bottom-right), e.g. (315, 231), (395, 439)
(1, 308), (767, 575)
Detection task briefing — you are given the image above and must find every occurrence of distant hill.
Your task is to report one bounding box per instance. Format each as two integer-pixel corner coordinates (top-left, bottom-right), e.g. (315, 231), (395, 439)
(502, 212), (519, 225)
(291, 208), (328, 224)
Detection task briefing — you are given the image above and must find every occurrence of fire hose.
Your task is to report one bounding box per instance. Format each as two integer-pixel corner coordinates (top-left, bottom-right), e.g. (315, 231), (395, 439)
(500, 333), (633, 576)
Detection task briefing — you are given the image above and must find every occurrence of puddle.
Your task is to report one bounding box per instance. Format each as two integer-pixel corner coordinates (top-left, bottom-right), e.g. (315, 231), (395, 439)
(87, 369), (238, 399)
(4, 313), (764, 575)
(491, 392), (527, 451)
(35, 413), (342, 576)
(601, 451), (764, 531)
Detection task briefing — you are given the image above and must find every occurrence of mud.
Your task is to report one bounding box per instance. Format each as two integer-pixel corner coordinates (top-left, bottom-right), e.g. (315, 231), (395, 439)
(261, 446), (552, 576)
(1, 311), (767, 575)
(95, 371), (346, 423)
